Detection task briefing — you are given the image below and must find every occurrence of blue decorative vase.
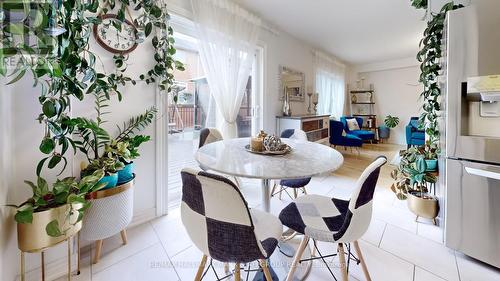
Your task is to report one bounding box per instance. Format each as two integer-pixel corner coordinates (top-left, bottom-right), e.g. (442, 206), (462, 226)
(425, 159), (438, 171)
(117, 162), (135, 184)
(378, 126), (390, 139)
(98, 173), (118, 189)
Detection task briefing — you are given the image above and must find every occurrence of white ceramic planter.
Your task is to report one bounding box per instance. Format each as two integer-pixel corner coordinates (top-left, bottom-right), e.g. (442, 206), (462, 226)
(81, 178), (134, 241)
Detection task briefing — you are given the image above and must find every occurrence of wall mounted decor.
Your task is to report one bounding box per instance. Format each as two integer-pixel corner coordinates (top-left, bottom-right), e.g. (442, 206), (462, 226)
(279, 65), (305, 101)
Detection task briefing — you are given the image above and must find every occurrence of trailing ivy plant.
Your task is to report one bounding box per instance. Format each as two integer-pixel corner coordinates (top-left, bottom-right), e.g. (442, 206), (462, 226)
(0, 0), (183, 177)
(416, 2), (463, 145)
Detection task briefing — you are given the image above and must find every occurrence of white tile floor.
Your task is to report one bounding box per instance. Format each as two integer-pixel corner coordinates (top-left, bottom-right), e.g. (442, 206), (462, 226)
(61, 171), (500, 281)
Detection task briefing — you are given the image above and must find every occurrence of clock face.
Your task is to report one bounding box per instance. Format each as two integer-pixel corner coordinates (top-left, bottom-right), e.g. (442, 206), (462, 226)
(93, 14), (138, 54)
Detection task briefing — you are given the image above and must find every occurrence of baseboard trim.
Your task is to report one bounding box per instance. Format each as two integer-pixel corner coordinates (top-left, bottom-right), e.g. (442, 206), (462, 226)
(15, 207), (158, 281)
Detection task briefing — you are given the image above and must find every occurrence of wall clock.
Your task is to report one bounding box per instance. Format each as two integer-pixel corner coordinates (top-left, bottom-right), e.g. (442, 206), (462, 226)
(93, 14), (138, 54)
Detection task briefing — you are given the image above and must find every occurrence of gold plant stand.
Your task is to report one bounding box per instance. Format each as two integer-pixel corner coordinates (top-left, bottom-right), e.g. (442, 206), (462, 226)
(20, 234), (80, 281)
(18, 204), (83, 281)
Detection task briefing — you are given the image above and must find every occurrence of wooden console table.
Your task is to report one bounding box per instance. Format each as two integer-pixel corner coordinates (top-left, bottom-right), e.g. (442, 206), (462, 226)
(276, 114), (330, 143)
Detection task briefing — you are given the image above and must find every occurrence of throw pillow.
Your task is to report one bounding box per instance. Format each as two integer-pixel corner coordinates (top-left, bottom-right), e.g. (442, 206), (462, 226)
(346, 118), (360, 131)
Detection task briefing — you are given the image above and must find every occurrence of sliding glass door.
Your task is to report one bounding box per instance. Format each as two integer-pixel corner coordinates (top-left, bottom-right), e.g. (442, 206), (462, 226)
(166, 19), (263, 208)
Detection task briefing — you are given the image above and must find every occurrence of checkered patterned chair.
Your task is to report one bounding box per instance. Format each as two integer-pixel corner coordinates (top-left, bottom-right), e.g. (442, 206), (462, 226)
(199, 127), (223, 148)
(181, 168), (283, 281)
(279, 156), (387, 281)
(271, 129), (312, 199)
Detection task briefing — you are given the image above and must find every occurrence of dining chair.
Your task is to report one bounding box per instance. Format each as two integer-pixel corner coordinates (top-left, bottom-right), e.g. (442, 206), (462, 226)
(279, 156), (387, 281)
(198, 127), (240, 187)
(180, 168), (283, 281)
(271, 129), (311, 199)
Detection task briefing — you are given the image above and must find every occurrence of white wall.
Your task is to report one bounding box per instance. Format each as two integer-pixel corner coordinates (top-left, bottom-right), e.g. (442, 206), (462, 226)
(353, 64), (422, 145)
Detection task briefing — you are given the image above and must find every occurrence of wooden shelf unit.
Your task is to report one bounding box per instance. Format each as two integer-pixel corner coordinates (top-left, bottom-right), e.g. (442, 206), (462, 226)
(350, 88), (378, 141)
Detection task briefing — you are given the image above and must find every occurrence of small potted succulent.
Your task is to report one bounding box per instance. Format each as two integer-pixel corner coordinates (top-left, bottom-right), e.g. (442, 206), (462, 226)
(13, 171), (105, 252)
(378, 115), (400, 140)
(391, 148), (439, 224)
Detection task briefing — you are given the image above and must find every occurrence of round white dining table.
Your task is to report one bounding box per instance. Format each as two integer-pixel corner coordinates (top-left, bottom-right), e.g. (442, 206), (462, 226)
(195, 137), (344, 212)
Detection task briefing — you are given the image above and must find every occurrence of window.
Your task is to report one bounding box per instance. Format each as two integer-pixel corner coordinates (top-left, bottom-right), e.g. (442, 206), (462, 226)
(314, 51), (346, 119)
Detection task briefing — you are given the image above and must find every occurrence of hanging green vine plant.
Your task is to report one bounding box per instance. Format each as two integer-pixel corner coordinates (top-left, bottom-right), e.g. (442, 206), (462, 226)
(416, 2), (463, 146)
(0, 0), (183, 176)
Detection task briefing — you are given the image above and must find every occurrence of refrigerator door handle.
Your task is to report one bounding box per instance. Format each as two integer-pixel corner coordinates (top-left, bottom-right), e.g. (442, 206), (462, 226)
(465, 167), (500, 180)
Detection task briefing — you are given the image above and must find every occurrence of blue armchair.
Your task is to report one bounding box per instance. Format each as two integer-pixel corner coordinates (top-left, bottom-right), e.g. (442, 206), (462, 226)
(340, 116), (376, 142)
(330, 120), (363, 151)
(406, 117), (425, 148)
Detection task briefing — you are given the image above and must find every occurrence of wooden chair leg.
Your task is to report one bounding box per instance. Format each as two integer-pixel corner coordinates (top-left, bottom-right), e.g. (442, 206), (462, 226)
(285, 235), (309, 281)
(293, 188), (298, 199)
(302, 187), (307, 195)
(337, 243), (348, 281)
(93, 240), (103, 264)
(279, 185), (283, 200)
(353, 241), (372, 281)
(195, 255), (207, 281)
(259, 259), (273, 281)
(120, 229), (128, 245)
(234, 262), (241, 281)
(224, 262), (230, 274)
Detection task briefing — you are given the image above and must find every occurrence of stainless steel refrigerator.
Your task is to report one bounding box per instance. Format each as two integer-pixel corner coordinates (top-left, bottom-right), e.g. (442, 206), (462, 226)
(443, 1), (500, 268)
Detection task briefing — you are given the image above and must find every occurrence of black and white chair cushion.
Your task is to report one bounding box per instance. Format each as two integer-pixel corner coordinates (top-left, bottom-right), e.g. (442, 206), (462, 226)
(280, 156), (386, 242)
(199, 127), (223, 148)
(181, 168), (282, 266)
(279, 156), (387, 281)
(272, 129), (311, 199)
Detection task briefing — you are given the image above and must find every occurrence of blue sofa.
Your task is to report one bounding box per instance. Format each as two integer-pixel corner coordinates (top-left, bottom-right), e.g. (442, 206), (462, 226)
(340, 116), (376, 142)
(406, 117), (425, 148)
(330, 120), (363, 149)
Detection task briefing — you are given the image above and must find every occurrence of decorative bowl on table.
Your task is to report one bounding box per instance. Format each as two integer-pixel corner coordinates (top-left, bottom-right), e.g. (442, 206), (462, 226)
(246, 132), (292, 155)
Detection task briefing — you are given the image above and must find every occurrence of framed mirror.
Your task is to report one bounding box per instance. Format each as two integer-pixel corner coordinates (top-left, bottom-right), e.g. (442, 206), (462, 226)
(279, 65), (305, 101)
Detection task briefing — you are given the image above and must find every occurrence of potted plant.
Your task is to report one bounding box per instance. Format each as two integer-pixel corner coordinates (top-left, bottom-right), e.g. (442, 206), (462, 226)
(391, 148), (439, 224)
(106, 135), (151, 184)
(378, 115), (400, 140)
(81, 157), (124, 189)
(422, 141), (438, 171)
(14, 171), (105, 252)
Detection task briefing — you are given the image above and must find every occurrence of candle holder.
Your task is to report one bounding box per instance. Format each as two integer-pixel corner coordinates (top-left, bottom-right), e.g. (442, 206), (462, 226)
(312, 93), (319, 114)
(307, 92), (313, 114)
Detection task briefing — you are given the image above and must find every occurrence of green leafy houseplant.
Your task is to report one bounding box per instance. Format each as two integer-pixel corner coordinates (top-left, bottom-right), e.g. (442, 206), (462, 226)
(2, 1), (183, 237)
(75, 100), (156, 177)
(14, 170), (105, 237)
(384, 115), (400, 129)
(411, 0), (428, 9)
(416, 2), (464, 146)
(1, 0), (183, 176)
(391, 148), (437, 200)
(106, 135), (151, 164)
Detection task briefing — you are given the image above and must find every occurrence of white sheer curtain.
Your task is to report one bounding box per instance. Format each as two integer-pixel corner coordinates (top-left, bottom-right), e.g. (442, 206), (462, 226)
(314, 51), (346, 119)
(191, 0), (261, 138)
